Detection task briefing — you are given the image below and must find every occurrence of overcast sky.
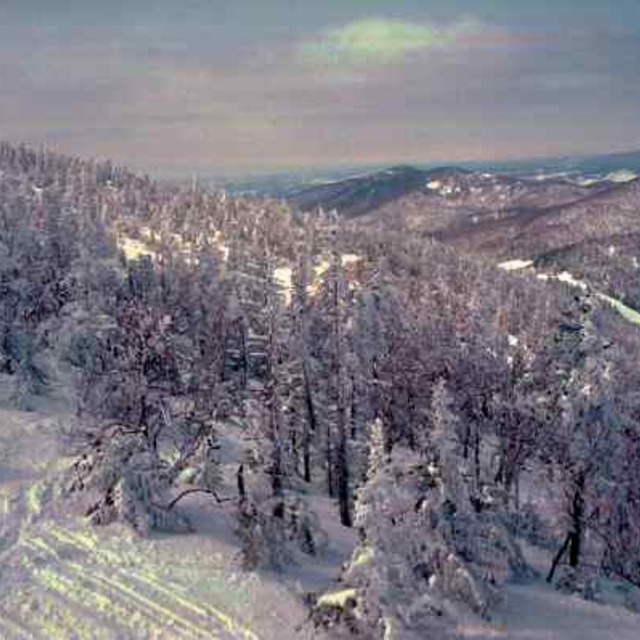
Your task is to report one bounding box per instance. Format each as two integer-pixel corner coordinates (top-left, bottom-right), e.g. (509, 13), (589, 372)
(1, 1), (639, 175)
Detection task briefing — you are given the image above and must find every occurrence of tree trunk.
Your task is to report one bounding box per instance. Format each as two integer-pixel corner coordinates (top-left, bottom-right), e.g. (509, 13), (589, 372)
(237, 464), (246, 504)
(568, 472), (585, 569)
(239, 319), (248, 390)
(330, 258), (350, 525)
(326, 424), (335, 497)
(336, 403), (352, 527)
(547, 533), (571, 583)
(302, 361), (316, 484)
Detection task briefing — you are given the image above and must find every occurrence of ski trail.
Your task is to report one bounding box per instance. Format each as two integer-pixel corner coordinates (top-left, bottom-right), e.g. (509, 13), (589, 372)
(0, 408), (263, 640)
(44, 524), (260, 640)
(6, 519), (263, 640)
(45, 524), (255, 637)
(18, 533), (237, 639)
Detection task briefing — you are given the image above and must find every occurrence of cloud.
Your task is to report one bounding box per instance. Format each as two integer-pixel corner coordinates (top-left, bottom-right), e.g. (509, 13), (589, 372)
(2, 12), (639, 175)
(299, 18), (480, 66)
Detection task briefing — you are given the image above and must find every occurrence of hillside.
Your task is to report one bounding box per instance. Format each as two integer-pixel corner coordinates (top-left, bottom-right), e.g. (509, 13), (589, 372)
(2, 406), (640, 639)
(287, 161), (640, 316)
(287, 165), (605, 225)
(2, 142), (640, 639)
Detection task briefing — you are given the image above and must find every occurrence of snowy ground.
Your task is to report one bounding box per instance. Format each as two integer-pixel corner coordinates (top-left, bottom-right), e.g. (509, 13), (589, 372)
(0, 407), (324, 639)
(457, 542), (640, 640)
(1, 405), (639, 639)
(497, 261), (640, 328)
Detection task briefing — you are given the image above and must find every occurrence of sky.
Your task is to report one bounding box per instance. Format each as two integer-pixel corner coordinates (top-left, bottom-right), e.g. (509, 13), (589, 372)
(1, 1), (639, 176)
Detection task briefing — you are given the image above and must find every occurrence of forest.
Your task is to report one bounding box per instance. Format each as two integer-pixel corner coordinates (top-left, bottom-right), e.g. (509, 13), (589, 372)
(1, 141), (640, 639)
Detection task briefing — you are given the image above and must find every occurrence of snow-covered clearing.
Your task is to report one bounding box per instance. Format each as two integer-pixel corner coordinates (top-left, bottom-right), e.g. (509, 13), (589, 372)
(498, 261), (640, 328)
(2, 405), (639, 639)
(497, 259), (534, 272)
(458, 543), (640, 640)
(0, 407), (328, 640)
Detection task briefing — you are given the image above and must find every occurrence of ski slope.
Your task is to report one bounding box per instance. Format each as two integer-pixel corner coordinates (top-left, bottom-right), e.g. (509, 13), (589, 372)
(1, 406), (639, 639)
(0, 408), (314, 640)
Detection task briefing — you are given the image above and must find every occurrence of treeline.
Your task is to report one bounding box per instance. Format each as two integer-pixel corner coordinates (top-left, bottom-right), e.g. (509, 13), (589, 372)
(1, 142), (640, 638)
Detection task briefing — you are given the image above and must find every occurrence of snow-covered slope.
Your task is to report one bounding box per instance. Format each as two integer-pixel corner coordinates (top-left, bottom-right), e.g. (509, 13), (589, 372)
(2, 406), (639, 639)
(498, 262), (640, 328)
(0, 408), (322, 640)
(458, 543), (640, 640)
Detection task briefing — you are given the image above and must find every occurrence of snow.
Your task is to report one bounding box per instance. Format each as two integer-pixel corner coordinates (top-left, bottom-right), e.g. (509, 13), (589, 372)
(498, 260), (534, 272)
(0, 407), (319, 640)
(598, 294), (640, 326)
(274, 266), (293, 305)
(427, 180), (442, 191)
(313, 253), (360, 275)
(506, 263), (640, 328)
(576, 178), (600, 187)
(555, 271), (588, 290)
(341, 254), (361, 267)
(540, 271), (640, 326)
(490, 581), (640, 639)
(575, 170), (636, 186)
(120, 237), (155, 261)
(457, 543), (640, 640)
(607, 170), (637, 183)
(2, 398), (640, 640)
(316, 588), (357, 608)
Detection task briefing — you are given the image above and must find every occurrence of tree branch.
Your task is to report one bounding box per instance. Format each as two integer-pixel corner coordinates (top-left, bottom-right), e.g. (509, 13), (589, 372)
(159, 488), (233, 511)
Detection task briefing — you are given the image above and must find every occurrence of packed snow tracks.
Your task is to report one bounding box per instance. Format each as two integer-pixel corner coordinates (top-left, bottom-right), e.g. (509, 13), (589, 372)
(0, 409), (269, 640)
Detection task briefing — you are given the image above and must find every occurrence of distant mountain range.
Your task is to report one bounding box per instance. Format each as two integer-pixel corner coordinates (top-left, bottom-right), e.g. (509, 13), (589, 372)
(286, 164), (610, 219)
(471, 148), (640, 183)
(280, 153), (640, 313)
(219, 147), (640, 198)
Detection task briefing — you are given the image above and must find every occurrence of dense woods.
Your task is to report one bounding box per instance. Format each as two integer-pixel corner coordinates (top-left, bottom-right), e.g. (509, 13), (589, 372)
(2, 142), (640, 638)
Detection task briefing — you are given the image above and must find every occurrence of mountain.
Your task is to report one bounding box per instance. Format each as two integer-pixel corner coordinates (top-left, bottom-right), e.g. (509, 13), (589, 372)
(475, 148), (640, 184)
(429, 174), (640, 312)
(286, 161), (640, 312)
(287, 165), (607, 222)
(287, 165), (430, 217)
(433, 176), (639, 250)
(3, 141), (640, 639)
(220, 147), (640, 200)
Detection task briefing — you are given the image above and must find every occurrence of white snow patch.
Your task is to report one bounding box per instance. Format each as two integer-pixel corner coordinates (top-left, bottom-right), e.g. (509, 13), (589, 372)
(576, 177), (601, 186)
(457, 542), (640, 639)
(598, 294), (640, 326)
(556, 271), (588, 290)
(607, 170), (637, 183)
(531, 269), (640, 328)
(341, 254), (361, 267)
(274, 266), (293, 305)
(498, 260), (533, 272)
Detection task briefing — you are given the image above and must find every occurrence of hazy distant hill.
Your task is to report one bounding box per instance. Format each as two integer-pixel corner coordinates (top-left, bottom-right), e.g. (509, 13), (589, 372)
(477, 148), (640, 183)
(287, 165), (605, 222)
(221, 147), (640, 199)
(285, 160), (640, 311)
